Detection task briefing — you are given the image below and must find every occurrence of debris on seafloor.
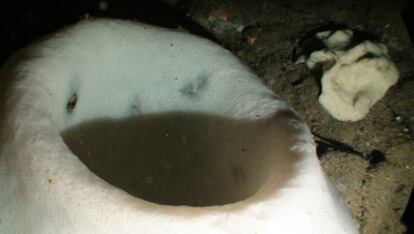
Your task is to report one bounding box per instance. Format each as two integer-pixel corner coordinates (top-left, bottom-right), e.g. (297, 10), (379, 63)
(296, 29), (400, 121)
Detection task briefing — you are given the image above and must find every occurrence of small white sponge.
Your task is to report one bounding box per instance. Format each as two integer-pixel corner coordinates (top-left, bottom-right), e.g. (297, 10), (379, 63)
(306, 31), (399, 121)
(316, 29), (353, 49)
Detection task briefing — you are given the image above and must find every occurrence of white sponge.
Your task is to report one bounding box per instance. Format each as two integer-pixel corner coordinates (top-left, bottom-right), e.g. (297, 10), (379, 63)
(305, 30), (399, 121)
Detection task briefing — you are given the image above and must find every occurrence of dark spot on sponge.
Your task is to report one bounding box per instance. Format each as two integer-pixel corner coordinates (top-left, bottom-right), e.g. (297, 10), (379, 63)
(180, 74), (209, 98)
(67, 94), (77, 113)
